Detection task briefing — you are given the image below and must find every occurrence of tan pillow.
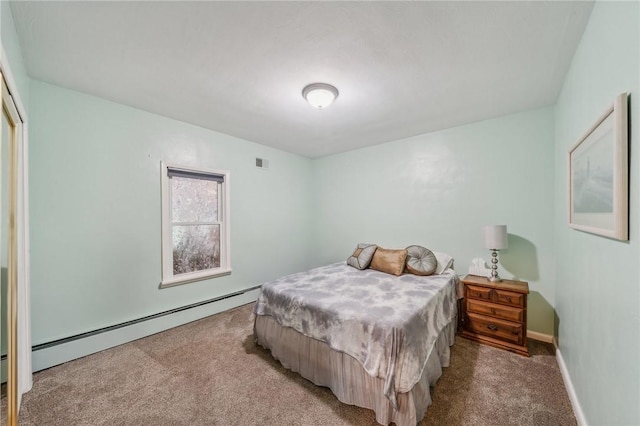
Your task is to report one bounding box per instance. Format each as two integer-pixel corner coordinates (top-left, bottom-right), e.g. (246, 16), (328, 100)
(370, 248), (408, 276)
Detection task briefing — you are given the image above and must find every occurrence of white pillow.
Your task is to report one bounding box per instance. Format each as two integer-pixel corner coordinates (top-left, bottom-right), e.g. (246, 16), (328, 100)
(432, 251), (454, 274)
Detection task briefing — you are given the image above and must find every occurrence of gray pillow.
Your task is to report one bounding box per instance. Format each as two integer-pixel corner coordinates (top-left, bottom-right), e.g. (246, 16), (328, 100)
(405, 245), (437, 276)
(347, 244), (377, 270)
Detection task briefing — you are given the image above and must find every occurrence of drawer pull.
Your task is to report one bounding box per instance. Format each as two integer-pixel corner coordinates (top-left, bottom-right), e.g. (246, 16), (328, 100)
(506, 296), (512, 303)
(487, 324), (498, 331)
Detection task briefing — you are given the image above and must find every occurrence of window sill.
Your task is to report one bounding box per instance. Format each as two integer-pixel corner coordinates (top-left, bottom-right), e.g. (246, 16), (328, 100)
(160, 268), (232, 289)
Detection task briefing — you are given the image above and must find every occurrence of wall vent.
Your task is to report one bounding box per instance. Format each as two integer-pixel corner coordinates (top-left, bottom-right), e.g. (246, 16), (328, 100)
(256, 158), (269, 169)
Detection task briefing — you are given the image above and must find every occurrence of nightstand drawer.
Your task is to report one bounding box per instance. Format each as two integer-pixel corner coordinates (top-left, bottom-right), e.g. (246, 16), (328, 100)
(466, 312), (523, 345)
(466, 285), (492, 301)
(466, 299), (523, 322)
(494, 289), (524, 307)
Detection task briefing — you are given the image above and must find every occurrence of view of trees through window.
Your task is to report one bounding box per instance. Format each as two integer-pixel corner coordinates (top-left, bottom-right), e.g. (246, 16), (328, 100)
(170, 175), (221, 275)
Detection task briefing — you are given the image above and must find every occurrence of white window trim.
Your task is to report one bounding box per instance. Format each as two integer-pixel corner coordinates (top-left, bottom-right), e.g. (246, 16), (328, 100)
(160, 162), (231, 288)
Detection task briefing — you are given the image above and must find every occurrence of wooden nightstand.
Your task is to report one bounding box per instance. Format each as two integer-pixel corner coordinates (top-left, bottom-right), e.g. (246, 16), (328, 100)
(460, 274), (529, 356)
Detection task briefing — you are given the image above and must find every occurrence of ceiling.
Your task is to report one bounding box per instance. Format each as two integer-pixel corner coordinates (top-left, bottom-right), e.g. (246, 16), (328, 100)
(10, 1), (594, 158)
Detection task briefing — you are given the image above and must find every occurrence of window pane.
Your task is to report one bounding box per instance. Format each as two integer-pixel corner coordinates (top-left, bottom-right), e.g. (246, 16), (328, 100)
(171, 176), (218, 223)
(173, 224), (221, 275)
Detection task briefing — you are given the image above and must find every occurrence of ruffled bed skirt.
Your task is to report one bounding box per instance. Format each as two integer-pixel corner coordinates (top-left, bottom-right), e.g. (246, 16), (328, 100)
(254, 315), (456, 426)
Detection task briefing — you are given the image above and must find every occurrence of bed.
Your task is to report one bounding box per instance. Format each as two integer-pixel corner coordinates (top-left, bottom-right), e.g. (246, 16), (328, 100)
(253, 261), (461, 425)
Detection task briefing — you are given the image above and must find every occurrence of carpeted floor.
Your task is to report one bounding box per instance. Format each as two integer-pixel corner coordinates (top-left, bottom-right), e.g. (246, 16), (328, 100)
(2, 303), (576, 425)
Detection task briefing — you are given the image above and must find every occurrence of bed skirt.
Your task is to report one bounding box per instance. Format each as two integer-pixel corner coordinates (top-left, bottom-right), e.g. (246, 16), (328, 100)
(254, 315), (456, 426)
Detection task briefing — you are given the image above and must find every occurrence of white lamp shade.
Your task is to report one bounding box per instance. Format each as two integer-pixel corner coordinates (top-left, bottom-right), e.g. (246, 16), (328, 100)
(483, 225), (508, 250)
(302, 83), (338, 109)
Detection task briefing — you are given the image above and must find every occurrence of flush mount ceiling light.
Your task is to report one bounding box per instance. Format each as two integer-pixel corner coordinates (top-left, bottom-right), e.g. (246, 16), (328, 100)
(302, 83), (339, 109)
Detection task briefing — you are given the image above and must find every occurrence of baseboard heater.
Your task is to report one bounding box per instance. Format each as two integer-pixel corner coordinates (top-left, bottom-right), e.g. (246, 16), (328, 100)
(24, 284), (262, 355)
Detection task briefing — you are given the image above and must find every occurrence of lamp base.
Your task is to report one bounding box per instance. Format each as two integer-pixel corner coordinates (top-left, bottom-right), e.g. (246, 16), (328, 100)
(489, 249), (502, 282)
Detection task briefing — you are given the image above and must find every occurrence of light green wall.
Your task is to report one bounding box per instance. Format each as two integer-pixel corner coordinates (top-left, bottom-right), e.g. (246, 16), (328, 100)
(28, 80), (313, 345)
(554, 1), (639, 424)
(311, 107), (556, 336)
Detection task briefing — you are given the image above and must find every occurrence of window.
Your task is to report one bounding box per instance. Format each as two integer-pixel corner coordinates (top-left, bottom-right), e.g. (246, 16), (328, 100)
(161, 163), (230, 287)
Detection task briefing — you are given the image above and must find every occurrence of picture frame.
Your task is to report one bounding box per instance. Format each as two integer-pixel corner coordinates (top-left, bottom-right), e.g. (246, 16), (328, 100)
(569, 92), (629, 240)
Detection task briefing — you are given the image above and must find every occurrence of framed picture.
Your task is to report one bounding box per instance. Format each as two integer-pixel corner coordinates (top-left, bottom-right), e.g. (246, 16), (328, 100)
(569, 93), (629, 240)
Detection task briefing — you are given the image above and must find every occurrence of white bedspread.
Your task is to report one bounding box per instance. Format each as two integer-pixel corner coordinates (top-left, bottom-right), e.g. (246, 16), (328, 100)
(253, 262), (460, 408)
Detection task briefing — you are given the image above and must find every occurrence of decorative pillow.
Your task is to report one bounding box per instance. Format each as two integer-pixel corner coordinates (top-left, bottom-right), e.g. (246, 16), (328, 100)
(404, 245), (437, 276)
(346, 243), (377, 270)
(433, 251), (454, 274)
(370, 247), (408, 276)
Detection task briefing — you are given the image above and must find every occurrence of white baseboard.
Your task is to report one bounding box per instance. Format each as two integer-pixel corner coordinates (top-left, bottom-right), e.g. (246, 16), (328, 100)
(32, 289), (260, 373)
(526, 330), (554, 343)
(555, 346), (588, 426)
(529, 333), (587, 425)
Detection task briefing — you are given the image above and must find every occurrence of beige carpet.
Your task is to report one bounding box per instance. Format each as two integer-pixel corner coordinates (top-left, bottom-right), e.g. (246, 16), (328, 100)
(2, 303), (576, 425)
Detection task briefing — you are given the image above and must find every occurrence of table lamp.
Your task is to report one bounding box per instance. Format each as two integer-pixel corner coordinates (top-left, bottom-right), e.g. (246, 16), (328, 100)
(483, 225), (507, 282)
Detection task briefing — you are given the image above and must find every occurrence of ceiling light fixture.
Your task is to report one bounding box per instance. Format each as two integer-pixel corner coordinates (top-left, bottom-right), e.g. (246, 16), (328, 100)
(302, 83), (339, 109)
